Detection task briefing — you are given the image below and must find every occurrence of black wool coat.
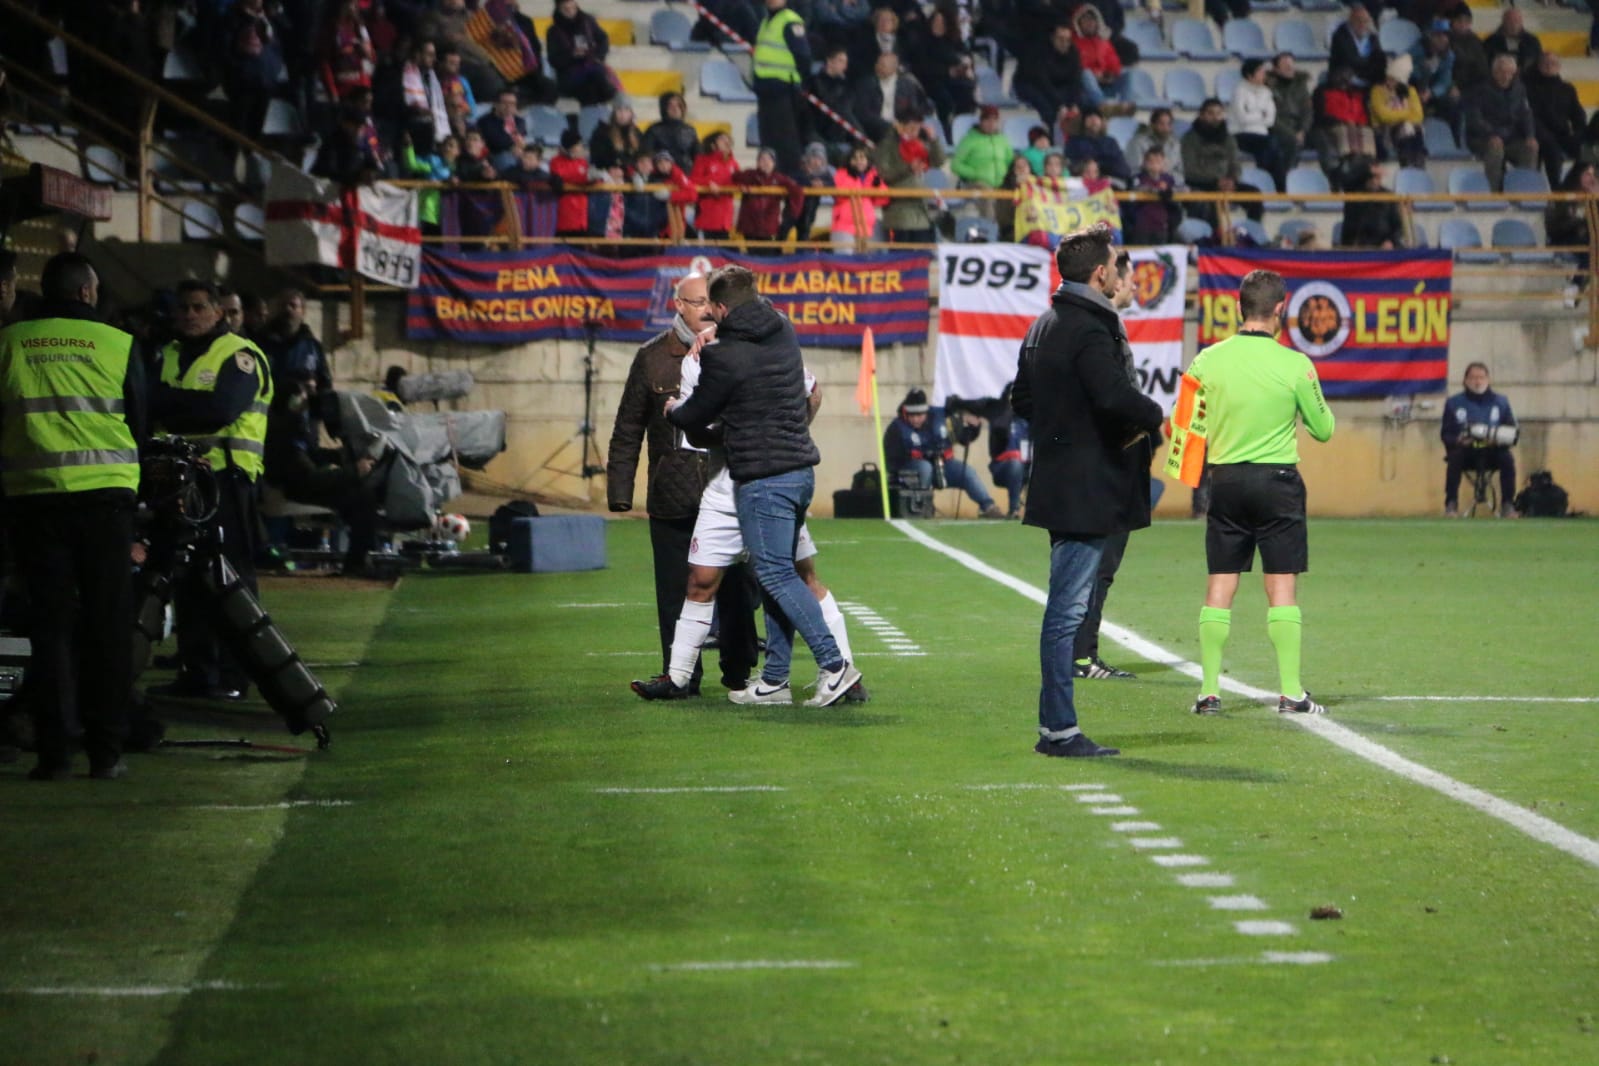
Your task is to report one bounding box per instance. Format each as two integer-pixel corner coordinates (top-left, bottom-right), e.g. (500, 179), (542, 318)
(1011, 286), (1166, 537)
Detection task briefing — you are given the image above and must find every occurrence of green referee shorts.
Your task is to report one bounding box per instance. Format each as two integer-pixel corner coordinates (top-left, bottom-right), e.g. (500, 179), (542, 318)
(1205, 463), (1309, 575)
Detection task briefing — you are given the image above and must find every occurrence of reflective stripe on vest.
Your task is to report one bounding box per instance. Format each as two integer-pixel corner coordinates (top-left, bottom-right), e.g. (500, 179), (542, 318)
(0, 317), (140, 496)
(157, 333), (274, 480)
(752, 9), (802, 84)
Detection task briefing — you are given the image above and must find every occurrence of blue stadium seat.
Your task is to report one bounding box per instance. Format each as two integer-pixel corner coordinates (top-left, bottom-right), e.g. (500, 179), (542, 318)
(262, 99), (303, 137)
(975, 65), (1016, 106)
(1126, 68), (1167, 109)
(1440, 218), (1500, 262)
(950, 112), (979, 146)
(1503, 167), (1551, 209)
(524, 105), (567, 147)
(1002, 114), (1038, 151)
(700, 58), (755, 103)
(1294, 0), (1344, 10)
(1176, 216), (1215, 243)
(180, 199), (224, 241)
(1492, 217), (1554, 262)
(1423, 117), (1470, 161)
(1123, 19), (1177, 61)
(1378, 18), (1421, 55)
(1396, 167), (1448, 212)
(1164, 68), (1207, 111)
(1287, 167), (1339, 211)
(954, 215), (1000, 243)
(578, 103), (611, 141)
(1447, 166), (1499, 210)
(745, 111), (760, 147)
(1214, 69), (1241, 105)
(1240, 164), (1286, 209)
(650, 8), (710, 51)
(234, 202), (265, 242)
(1274, 18), (1329, 60)
(83, 145), (125, 185)
(1107, 115), (1139, 151)
(1411, 221), (1429, 247)
(1223, 19), (1273, 59)
(1233, 217), (1270, 245)
(1331, 220), (1343, 245)
(162, 47), (206, 82)
(1278, 218), (1317, 244)
(1172, 17), (1227, 60)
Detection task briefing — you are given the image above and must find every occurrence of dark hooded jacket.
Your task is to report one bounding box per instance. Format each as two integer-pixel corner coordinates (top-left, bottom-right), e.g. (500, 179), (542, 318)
(667, 298), (819, 481)
(1011, 282), (1164, 536)
(639, 93), (700, 170)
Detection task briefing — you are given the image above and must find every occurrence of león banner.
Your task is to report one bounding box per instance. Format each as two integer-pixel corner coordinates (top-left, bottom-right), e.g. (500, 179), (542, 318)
(406, 248), (932, 347)
(1197, 249), (1452, 397)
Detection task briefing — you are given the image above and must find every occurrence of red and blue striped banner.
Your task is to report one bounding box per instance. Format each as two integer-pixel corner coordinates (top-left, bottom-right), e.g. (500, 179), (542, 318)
(1196, 249), (1452, 397)
(405, 247), (931, 347)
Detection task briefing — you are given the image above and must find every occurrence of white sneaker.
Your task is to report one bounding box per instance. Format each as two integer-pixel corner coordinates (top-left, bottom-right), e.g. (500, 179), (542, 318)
(729, 679), (791, 705)
(1563, 284), (1580, 309)
(804, 662), (863, 707)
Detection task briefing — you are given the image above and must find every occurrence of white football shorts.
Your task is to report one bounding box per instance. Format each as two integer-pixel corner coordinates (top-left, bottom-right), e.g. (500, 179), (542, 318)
(689, 477), (819, 568)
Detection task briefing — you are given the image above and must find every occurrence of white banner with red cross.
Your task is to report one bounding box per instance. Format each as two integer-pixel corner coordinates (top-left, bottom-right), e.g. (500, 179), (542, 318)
(265, 169), (421, 288)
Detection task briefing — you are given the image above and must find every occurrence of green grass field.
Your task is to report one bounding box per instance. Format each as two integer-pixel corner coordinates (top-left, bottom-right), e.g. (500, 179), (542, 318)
(4, 516), (1598, 1065)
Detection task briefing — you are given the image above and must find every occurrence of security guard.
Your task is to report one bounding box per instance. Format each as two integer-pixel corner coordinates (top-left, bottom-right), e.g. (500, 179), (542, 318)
(0, 252), (146, 780)
(752, 0), (809, 178)
(147, 279), (273, 701)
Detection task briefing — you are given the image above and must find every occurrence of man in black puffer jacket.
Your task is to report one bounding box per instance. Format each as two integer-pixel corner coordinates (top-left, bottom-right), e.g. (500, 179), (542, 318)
(667, 265), (862, 708)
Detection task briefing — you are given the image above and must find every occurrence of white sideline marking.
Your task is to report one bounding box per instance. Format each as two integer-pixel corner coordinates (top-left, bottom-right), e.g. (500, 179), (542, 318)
(594, 786), (787, 794)
(1059, 783), (1108, 791)
(10, 981), (250, 997)
(1262, 951), (1335, 965)
(1208, 895), (1269, 911)
(1155, 952), (1333, 967)
(964, 783), (1053, 791)
(891, 519), (1599, 871)
(1150, 854), (1210, 867)
(652, 960), (856, 972)
(836, 601), (925, 657)
(1087, 806), (1140, 816)
(1373, 695), (1599, 703)
(557, 602), (647, 608)
(1127, 837), (1184, 849)
(1177, 872), (1237, 888)
(193, 800), (352, 811)
(1110, 821), (1163, 832)
(1235, 920), (1297, 936)
(1074, 793), (1124, 804)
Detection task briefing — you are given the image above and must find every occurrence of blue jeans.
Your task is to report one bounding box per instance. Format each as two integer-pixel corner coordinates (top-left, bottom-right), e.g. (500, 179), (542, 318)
(734, 468), (843, 683)
(1039, 534), (1106, 737)
(902, 458), (995, 510)
(990, 459), (1027, 515)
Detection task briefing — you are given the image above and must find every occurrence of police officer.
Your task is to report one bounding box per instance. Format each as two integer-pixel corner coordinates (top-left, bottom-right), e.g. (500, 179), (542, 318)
(752, 0), (810, 177)
(0, 252), (146, 780)
(147, 279), (273, 701)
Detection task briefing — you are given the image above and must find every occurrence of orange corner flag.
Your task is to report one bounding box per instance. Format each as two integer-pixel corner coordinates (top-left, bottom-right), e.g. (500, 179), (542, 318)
(856, 328), (877, 416)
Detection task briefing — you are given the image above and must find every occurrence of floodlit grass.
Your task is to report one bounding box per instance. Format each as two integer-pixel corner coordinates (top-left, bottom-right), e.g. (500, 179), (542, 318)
(2, 517), (1597, 1064)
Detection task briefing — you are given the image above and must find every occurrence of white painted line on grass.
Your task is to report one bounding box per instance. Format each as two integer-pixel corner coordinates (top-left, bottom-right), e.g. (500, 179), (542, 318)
(1235, 920), (1297, 936)
(1127, 837), (1184, 849)
(1060, 783), (1108, 791)
(1371, 695), (1599, 703)
(1074, 793), (1124, 804)
(651, 960), (856, 972)
(836, 601), (926, 658)
(1154, 952), (1333, 967)
(1207, 895), (1269, 911)
(1262, 951), (1336, 965)
(9, 981), (251, 997)
(1150, 854), (1210, 867)
(1110, 821), (1163, 832)
(1177, 873), (1237, 888)
(594, 786), (787, 794)
(557, 602), (648, 608)
(193, 800), (352, 811)
(890, 519), (1599, 872)
(963, 783), (1054, 791)
(1086, 806), (1141, 816)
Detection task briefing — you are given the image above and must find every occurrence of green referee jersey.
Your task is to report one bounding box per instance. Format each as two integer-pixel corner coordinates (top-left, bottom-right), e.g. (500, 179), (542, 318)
(1186, 331), (1335, 464)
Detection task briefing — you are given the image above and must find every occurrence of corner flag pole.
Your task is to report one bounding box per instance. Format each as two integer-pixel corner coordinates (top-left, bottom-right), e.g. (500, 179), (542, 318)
(857, 328), (892, 519)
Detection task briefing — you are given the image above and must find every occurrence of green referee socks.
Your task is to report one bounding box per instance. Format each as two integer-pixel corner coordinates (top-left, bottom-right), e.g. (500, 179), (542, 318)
(1267, 605), (1303, 698)
(1198, 606), (1231, 696)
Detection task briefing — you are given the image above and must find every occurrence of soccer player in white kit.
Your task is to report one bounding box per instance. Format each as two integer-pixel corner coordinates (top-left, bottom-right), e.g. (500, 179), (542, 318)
(631, 289), (865, 704)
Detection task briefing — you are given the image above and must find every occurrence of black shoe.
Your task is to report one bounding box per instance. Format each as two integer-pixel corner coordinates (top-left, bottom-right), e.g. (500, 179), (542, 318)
(90, 759), (128, 780)
(27, 762), (73, 781)
(1034, 733), (1120, 757)
(1193, 695), (1222, 716)
(720, 675), (750, 691)
(1074, 656), (1136, 680)
(843, 679), (870, 703)
(1278, 691), (1327, 715)
(630, 674), (696, 701)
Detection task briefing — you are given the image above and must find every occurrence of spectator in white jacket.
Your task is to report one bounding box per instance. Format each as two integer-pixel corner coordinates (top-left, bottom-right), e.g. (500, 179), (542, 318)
(1229, 58), (1286, 191)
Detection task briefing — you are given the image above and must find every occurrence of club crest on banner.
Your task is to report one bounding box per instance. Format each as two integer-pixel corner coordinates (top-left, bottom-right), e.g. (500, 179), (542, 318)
(1287, 281), (1353, 357)
(1130, 253), (1178, 313)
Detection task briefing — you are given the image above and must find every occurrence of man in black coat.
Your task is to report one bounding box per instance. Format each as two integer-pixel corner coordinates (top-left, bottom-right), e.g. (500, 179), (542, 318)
(1329, 3), (1387, 89)
(666, 266), (861, 708)
(1524, 52), (1587, 188)
(1012, 223), (1165, 757)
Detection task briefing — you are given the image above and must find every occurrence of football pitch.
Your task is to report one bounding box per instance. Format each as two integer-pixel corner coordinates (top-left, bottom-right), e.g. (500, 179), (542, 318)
(3, 516), (1597, 1065)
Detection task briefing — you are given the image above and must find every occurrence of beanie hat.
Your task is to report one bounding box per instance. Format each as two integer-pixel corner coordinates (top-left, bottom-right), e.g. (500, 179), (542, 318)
(560, 128), (583, 150)
(1387, 53), (1413, 83)
(901, 388), (929, 414)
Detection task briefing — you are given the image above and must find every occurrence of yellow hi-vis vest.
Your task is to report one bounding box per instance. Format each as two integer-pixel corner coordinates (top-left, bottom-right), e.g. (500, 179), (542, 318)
(752, 8), (803, 84)
(0, 317), (140, 496)
(158, 333), (273, 481)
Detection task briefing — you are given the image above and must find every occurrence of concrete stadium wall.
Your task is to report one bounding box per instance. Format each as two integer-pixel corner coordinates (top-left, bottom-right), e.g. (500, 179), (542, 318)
(330, 296), (1599, 519)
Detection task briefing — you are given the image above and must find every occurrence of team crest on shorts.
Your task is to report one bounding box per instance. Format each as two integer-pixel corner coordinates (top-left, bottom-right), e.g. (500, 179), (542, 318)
(690, 536), (698, 554)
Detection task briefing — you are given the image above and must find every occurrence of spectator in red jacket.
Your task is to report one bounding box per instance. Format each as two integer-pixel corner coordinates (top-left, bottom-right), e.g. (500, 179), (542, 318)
(689, 131), (739, 240)
(830, 142), (888, 250)
(550, 128), (595, 237)
(320, 0), (375, 100)
(734, 147), (804, 247)
(1072, 6), (1131, 111)
(1313, 66), (1377, 189)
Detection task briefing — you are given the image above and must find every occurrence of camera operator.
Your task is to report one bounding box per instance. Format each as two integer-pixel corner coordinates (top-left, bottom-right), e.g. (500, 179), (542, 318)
(263, 371), (381, 573)
(147, 280), (273, 701)
(883, 388), (1005, 518)
(1442, 361), (1518, 517)
(0, 252), (146, 780)
(985, 384), (1029, 520)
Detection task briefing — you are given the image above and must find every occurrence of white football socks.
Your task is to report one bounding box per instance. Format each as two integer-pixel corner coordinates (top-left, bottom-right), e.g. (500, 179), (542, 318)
(667, 598), (716, 688)
(818, 592), (853, 665)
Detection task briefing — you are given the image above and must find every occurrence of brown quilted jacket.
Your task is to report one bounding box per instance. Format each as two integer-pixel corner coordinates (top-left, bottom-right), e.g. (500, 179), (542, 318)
(606, 329), (710, 519)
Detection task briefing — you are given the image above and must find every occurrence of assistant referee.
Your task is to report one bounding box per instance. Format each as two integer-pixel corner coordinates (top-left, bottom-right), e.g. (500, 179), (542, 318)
(1186, 269), (1335, 716)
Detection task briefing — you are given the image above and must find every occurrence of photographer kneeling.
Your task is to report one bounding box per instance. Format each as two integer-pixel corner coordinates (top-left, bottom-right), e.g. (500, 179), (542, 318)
(263, 372), (382, 571)
(1441, 362), (1518, 518)
(883, 388), (1005, 518)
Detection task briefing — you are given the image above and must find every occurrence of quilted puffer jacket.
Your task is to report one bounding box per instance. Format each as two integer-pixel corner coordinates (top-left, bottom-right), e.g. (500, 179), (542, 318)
(606, 328), (710, 519)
